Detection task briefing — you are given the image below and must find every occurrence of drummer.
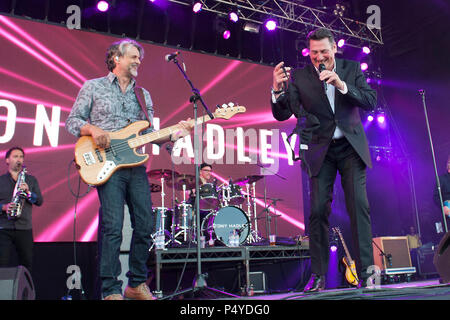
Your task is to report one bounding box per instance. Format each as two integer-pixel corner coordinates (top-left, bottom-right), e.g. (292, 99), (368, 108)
(199, 163), (213, 185)
(187, 163), (216, 220)
(187, 163), (214, 203)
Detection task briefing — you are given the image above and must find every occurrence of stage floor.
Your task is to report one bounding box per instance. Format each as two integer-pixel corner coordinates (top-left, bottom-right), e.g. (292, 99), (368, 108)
(230, 279), (450, 300)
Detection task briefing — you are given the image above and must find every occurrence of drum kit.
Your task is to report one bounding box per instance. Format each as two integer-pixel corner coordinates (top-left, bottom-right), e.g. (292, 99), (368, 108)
(147, 168), (277, 248)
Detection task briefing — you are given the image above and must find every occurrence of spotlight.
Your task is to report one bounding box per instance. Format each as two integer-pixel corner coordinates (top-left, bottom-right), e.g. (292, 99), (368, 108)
(377, 113), (385, 124)
(223, 30), (231, 40)
(360, 62), (368, 71)
(362, 46), (371, 54)
(264, 19), (277, 31)
(97, 0), (109, 12)
(367, 114), (374, 122)
(333, 3), (346, 17)
(193, 2), (202, 13)
(330, 244), (338, 252)
(229, 12), (239, 23)
(337, 39), (345, 48)
(301, 48), (310, 57)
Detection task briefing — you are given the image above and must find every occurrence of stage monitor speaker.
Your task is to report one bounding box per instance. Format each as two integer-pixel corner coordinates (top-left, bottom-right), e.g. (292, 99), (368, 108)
(433, 232), (450, 283)
(373, 237), (412, 270)
(249, 271), (266, 293)
(0, 266), (35, 300)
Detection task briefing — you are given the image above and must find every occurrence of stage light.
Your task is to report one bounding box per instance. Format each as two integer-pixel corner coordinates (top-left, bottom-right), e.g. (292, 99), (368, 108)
(264, 19), (277, 31)
(360, 62), (368, 71)
(377, 113), (385, 124)
(223, 30), (231, 40)
(193, 2), (202, 13)
(243, 22), (260, 33)
(97, 1), (109, 12)
(301, 48), (310, 57)
(229, 12), (239, 23)
(330, 244), (338, 252)
(333, 3), (346, 17)
(362, 46), (371, 54)
(337, 39), (345, 48)
(367, 114), (374, 122)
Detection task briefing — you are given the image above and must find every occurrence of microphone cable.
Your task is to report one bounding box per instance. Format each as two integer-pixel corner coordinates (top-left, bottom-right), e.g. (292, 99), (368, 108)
(64, 159), (91, 300)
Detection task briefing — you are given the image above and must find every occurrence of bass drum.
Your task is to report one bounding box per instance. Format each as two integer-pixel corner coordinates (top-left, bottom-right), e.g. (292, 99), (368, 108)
(202, 206), (250, 246)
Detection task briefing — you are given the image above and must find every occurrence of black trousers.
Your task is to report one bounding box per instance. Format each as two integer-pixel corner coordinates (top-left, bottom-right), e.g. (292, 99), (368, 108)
(0, 229), (34, 272)
(308, 138), (374, 278)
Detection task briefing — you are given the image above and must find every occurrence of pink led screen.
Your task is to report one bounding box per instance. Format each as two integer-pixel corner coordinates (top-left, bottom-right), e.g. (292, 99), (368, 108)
(0, 15), (304, 242)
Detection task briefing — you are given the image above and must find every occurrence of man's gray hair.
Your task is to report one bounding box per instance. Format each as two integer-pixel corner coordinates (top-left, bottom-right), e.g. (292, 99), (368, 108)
(105, 38), (144, 72)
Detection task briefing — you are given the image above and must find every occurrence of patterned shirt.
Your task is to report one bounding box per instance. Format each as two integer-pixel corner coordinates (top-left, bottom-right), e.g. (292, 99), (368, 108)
(65, 72), (154, 137)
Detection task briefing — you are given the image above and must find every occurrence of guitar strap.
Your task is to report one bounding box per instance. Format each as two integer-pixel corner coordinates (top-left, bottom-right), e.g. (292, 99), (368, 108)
(134, 86), (152, 127)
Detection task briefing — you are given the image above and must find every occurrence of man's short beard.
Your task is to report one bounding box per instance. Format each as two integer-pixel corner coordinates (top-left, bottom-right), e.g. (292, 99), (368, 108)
(129, 65), (138, 77)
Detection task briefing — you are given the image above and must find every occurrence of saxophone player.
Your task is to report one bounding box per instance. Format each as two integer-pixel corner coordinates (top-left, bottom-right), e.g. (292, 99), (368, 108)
(0, 147), (43, 273)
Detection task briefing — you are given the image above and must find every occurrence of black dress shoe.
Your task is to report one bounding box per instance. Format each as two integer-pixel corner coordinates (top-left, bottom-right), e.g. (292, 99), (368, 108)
(357, 278), (377, 289)
(303, 274), (326, 293)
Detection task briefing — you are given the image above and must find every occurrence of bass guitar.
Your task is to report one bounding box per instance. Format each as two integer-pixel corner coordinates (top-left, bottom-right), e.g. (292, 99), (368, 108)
(74, 104), (246, 186)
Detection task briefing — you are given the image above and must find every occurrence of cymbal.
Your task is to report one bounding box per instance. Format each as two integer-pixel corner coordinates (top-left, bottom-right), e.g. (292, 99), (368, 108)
(167, 174), (196, 190)
(147, 169), (179, 180)
(149, 184), (162, 193)
(253, 196), (283, 202)
(234, 175), (264, 185)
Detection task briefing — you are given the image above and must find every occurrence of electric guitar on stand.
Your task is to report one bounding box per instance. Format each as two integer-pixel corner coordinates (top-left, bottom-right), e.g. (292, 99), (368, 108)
(332, 227), (359, 286)
(74, 103), (246, 186)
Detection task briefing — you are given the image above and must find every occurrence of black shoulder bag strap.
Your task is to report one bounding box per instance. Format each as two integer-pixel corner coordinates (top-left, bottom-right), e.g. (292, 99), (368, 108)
(134, 86), (151, 127)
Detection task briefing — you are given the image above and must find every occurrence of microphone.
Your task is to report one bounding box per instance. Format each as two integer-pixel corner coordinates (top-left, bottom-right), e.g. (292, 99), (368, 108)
(281, 66), (289, 91)
(318, 63), (327, 91)
(386, 254), (393, 267)
(165, 51), (180, 62)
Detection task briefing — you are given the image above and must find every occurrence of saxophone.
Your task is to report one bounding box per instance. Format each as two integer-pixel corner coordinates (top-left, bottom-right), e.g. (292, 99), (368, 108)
(7, 167), (28, 220)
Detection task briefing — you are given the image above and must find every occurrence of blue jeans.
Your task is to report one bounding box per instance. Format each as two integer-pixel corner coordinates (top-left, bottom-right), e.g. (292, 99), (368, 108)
(97, 166), (153, 297)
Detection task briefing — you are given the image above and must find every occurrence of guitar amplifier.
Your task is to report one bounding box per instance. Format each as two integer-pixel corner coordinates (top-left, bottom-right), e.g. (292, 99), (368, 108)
(373, 237), (413, 272)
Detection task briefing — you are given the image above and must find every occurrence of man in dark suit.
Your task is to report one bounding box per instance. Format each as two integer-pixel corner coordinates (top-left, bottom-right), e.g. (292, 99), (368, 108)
(271, 28), (377, 292)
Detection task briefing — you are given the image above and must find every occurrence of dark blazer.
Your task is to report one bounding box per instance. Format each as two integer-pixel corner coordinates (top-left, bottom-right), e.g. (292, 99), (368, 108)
(271, 58), (377, 176)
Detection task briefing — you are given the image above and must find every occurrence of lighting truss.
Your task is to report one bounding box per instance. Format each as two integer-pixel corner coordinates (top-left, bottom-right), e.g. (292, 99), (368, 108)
(168, 0), (383, 48)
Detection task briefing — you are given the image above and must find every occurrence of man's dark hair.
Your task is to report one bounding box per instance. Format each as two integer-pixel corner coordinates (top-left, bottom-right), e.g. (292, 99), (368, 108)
(5, 146), (25, 159)
(306, 28), (335, 47)
(200, 163), (212, 170)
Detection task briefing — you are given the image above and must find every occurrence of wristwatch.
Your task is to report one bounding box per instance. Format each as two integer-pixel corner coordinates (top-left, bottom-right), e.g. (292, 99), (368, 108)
(271, 88), (284, 95)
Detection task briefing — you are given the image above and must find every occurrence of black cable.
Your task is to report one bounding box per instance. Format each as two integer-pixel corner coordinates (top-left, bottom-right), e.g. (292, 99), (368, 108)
(65, 159), (91, 299)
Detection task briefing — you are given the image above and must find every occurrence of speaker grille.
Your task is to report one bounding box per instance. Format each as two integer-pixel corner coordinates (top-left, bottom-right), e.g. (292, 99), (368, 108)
(373, 237), (412, 270)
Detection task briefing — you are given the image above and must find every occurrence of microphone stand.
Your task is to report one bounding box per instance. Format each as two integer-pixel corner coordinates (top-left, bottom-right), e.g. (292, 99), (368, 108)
(257, 163), (286, 242)
(162, 55), (236, 299)
(419, 90), (448, 233)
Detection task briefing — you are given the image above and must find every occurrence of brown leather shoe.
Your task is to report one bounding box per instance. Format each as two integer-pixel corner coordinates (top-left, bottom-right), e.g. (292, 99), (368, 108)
(124, 283), (156, 300)
(104, 293), (124, 300)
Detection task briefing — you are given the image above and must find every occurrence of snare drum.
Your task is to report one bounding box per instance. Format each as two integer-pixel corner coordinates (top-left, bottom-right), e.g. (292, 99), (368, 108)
(201, 206), (250, 246)
(228, 183), (245, 205)
(198, 183), (220, 210)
